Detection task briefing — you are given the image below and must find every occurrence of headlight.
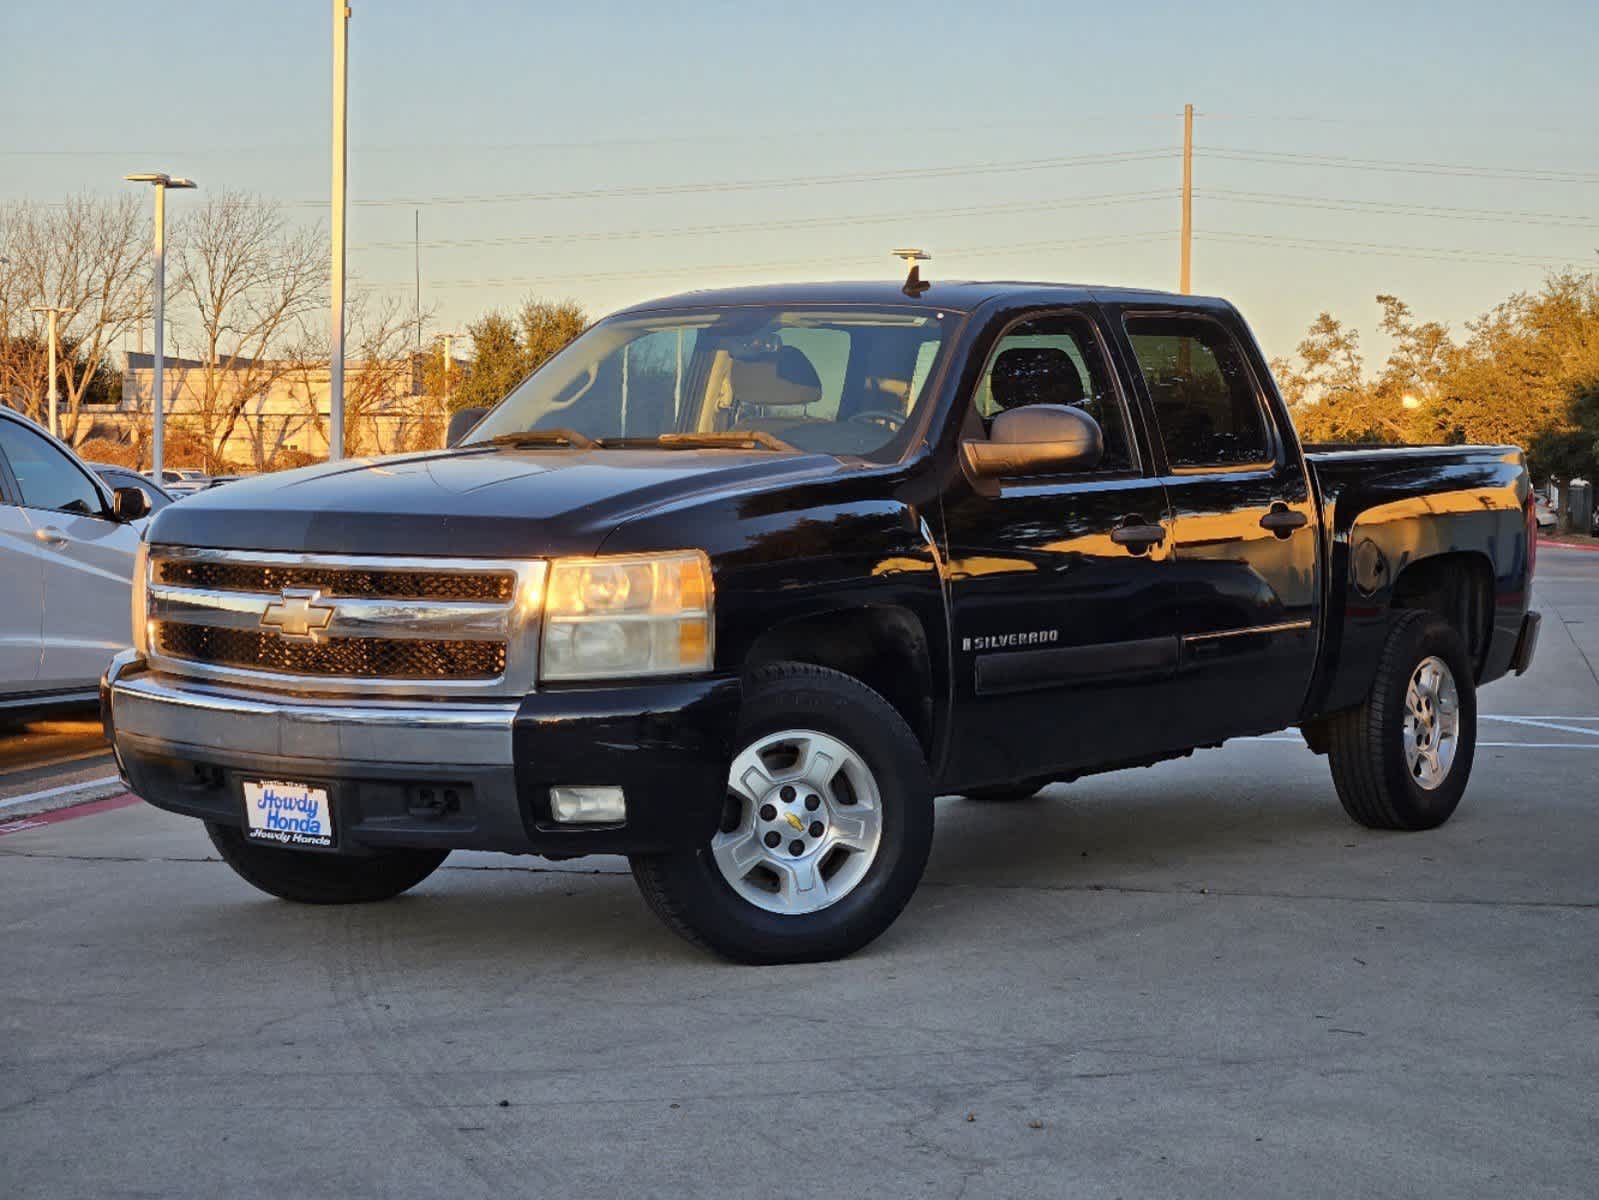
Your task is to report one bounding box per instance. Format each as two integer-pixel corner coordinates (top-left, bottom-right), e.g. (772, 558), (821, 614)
(540, 551), (713, 681)
(131, 541), (150, 655)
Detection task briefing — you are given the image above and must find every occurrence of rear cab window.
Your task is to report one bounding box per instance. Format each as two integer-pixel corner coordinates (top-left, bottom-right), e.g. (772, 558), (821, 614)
(1123, 315), (1274, 471)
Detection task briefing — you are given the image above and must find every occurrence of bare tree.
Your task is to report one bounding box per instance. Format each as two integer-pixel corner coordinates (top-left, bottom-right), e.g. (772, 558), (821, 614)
(168, 193), (327, 471)
(0, 195), (147, 443)
(288, 291), (440, 459)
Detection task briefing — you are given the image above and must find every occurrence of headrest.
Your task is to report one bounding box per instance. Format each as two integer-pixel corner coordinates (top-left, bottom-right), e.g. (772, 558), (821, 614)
(729, 345), (823, 408)
(990, 346), (1086, 410)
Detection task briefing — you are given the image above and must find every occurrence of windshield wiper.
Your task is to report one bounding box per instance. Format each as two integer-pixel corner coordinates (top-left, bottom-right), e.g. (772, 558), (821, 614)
(482, 428), (595, 449)
(596, 431), (796, 452)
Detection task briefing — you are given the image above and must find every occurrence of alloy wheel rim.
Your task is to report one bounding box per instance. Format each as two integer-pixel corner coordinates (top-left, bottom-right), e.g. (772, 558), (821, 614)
(711, 728), (884, 915)
(1403, 655), (1460, 790)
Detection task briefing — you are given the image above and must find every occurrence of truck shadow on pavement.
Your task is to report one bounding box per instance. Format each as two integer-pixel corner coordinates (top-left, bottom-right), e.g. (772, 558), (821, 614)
(192, 775), (1371, 968)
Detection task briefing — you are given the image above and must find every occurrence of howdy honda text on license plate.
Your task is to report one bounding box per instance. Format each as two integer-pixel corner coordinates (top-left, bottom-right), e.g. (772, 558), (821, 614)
(243, 780), (335, 851)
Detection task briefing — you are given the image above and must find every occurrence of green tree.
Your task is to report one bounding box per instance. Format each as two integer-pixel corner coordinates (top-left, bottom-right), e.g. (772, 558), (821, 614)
(438, 297), (588, 413)
(1440, 272), (1599, 479)
(1277, 311), (1413, 443)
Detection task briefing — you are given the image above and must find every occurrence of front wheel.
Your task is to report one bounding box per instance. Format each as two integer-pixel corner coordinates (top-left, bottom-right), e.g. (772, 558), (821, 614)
(630, 663), (934, 964)
(206, 822), (450, 904)
(1326, 610), (1478, 831)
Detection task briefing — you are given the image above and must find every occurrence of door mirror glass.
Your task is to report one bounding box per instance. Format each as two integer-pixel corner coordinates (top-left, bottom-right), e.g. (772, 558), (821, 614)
(962, 404), (1104, 481)
(446, 407), (490, 448)
(112, 485), (152, 522)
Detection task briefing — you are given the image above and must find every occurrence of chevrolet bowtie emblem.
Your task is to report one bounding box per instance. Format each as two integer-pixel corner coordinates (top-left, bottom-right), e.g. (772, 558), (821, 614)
(784, 811), (805, 832)
(260, 588), (336, 641)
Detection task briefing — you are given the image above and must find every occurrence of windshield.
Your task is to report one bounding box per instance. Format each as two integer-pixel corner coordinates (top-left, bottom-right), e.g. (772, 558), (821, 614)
(465, 305), (953, 458)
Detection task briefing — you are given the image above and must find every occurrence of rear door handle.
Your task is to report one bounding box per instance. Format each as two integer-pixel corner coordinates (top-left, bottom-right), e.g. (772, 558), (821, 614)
(1111, 522), (1166, 551)
(33, 527), (69, 547)
(1259, 505), (1308, 536)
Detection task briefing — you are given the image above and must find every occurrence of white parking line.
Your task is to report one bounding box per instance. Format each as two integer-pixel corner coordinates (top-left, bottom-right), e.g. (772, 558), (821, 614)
(1482, 715), (1599, 738)
(1241, 737), (1599, 749)
(0, 775), (124, 812)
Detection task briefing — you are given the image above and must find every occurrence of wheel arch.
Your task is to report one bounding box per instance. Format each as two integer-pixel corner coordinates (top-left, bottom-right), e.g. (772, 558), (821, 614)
(1390, 550), (1495, 673)
(740, 604), (938, 757)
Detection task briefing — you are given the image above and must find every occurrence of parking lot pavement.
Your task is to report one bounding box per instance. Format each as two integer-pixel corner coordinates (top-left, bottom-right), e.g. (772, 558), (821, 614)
(0, 716), (122, 818)
(2, 551), (1596, 1199)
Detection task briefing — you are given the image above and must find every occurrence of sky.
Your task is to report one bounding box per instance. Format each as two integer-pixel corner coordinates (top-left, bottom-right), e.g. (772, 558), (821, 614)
(4, 0), (1597, 364)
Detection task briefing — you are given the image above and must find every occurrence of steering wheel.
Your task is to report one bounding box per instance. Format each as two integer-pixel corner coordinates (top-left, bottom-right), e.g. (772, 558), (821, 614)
(847, 409), (906, 432)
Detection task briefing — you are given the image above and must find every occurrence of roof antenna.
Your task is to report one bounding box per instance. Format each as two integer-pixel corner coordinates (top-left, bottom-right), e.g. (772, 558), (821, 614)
(893, 247), (931, 297)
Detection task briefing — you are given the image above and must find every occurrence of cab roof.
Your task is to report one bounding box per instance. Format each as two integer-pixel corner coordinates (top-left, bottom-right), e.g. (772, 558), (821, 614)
(610, 279), (1232, 318)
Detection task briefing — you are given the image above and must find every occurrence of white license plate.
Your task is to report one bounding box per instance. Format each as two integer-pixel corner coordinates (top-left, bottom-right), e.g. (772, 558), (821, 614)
(242, 780), (335, 851)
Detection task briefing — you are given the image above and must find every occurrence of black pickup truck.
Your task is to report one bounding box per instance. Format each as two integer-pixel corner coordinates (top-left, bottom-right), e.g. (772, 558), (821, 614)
(104, 278), (1540, 963)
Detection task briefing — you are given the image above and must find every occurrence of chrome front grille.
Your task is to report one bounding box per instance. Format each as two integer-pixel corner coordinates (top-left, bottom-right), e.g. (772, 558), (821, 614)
(144, 547), (546, 698)
(156, 625), (509, 680)
(152, 558), (516, 603)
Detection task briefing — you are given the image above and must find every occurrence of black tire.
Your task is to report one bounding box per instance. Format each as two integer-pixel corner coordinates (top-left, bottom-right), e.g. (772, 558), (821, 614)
(206, 822), (449, 904)
(959, 779), (1049, 802)
(1326, 610), (1478, 831)
(630, 662), (934, 965)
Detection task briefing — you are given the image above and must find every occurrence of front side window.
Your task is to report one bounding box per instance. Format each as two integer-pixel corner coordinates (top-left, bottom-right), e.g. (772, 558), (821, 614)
(467, 306), (953, 459)
(0, 421), (105, 517)
(1125, 315), (1272, 469)
(974, 313), (1135, 473)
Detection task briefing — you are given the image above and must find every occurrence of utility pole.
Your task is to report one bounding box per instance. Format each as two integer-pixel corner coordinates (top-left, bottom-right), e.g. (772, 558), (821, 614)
(329, 0), (350, 460)
(30, 304), (76, 439)
(126, 173), (197, 475)
(1180, 102), (1194, 295)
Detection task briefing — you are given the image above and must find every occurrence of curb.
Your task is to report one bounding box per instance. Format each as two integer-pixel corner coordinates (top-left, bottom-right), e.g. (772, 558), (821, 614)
(0, 792), (140, 837)
(0, 775), (129, 822)
(1538, 537), (1599, 553)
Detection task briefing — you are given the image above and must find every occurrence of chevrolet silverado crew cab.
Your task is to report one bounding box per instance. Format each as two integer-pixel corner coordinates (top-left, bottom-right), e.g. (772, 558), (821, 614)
(104, 278), (1540, 964)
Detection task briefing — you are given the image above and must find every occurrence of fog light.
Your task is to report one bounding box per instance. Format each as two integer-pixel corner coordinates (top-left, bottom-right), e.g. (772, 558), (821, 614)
(549, 785), (626, 824)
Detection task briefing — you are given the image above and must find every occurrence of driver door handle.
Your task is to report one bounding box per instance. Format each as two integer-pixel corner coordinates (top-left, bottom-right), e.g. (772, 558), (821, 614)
(1259, 505), (1309, 536)
(33, 526), (69, 547)
(1111, 521), (1166, 551)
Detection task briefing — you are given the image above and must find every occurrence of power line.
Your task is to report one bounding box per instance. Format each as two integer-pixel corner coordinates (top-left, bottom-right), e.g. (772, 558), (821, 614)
(287, 148), (1179, 209)
(375, 230), (1177, 291)
(351, 190), (1180, 252)
(1199, 189), (1599, 229)
(1199, 146), (1599, 184)
(1196, 229), (1588, 268)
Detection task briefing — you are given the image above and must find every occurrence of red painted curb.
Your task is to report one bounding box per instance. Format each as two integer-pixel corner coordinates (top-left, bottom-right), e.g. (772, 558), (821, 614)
(0, 792), (140, 837)
(1538, 537), (1599, 553)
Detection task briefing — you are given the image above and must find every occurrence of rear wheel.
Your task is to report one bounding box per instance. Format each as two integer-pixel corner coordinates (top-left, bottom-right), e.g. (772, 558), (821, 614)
(1326, 610), (1477, 831)
(206, 822), (449, 904)
(630, 663), (934, 964)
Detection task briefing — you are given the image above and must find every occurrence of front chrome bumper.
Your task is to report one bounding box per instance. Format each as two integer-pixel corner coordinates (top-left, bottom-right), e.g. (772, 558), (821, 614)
(110, 669), (519, 768)
(103, 651), (743, 857)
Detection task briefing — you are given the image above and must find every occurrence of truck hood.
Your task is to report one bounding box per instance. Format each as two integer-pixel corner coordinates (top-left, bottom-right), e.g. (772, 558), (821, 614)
(147, 446), (844, 557)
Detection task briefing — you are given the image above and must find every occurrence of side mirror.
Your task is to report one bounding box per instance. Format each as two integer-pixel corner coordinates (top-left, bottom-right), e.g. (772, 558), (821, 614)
(961, 405), (1103, 487)
(112, 485), (152, 523)
(446, 407), (490, 448)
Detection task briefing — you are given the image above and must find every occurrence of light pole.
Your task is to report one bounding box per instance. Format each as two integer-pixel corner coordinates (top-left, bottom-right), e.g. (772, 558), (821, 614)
(30, 304), (76, 438)
(125, 173), (197, 476)
(329, 0), (351, 460)
(435, 331), (464, 408)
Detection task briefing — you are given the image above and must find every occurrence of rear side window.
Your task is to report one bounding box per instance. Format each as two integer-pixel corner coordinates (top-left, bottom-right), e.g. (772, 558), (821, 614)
(0, 420), (105, 516)
(1125, 316), (1271, 469)
(975, 313), (1135, 473)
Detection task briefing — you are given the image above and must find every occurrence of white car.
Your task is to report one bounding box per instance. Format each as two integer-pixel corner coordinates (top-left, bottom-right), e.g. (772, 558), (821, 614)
(154, 467), (210, 495)
(0, 408), (149, 718)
